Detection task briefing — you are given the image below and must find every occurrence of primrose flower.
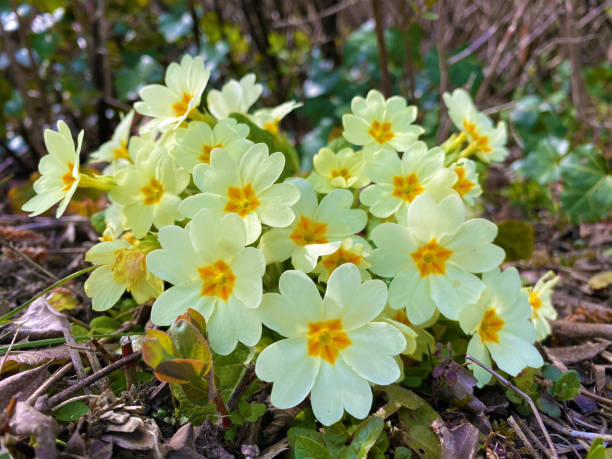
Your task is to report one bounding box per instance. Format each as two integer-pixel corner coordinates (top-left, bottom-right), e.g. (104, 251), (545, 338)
(171, 119), (252, 172)
(368, 194), (505, 324)
(22, 120), (83, 218)
(84, 237), (163, 311)
(451, 159), (482, 206)
(147, 210), (266, 355)
(179, 143), (300, 245)
(525, 271), (560, 341)
(256, 263), (405, 425)
(312, 236), (372, 283)
(308, 147), (370, 194)
(259, 178), (367, 272)
(135, 55), (210, 132)
(251, 100), (302, 135)
(460, 268), (543, 387)
(110, 148), (189, 236)
(89, 111), (134, 174)
(443, 89), (508, 163)
(207, 73), (262, 120)
(378, 306), (435, 360)
(342, 90), (423, 157)
(360, 143), (456, 220)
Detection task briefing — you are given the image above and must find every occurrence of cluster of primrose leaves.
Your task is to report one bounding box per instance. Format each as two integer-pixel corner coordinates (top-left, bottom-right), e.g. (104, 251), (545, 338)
(22, 54), (564, 430)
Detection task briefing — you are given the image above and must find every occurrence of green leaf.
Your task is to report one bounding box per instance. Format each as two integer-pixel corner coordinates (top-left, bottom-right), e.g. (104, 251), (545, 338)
(171, 319), (212, 368)
(340, 416), (384, 459)
(394, 447), (413, 459)
(536, 393), (561, 417)
(294, 436), (335, 459)
(154, 358), (208, 385)
(552, 370), (581, 401)
(89, 315), (120, 334)
(560, 145), (612, 222)
(288, 427), (323, 448)
(230, 113), (300, 179)
(493, 220), (534, 262)
(542, 364), (563, 382)
(142, 330), (176, 369)
(521, 137), (568, 184)
(53, 401), (90, 422)
(585, 437), (611, 459)
(173, 383), (216, 426)
(245, 402), (266, 422)
(398, 404), (442, 459)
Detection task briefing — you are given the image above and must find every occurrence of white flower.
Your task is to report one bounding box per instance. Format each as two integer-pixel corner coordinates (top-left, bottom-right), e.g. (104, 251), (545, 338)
(526, 271), (560, 341)
(207, 74), (262, 120)
(179, 143), (300, 245)
(89, 111), (134, 174)
(342, 90), (423, 157)
(171, 119), (252, 172)
(84, 238), (163, 311)
(22, 120), (83, 218)
(460, 268), (543, 387)
(259, 178), (367, 272)
(251, 100), (302, 135)
(368, 194), (505, 324)
(109, 148), (190, 236)
(135, 55), (210, 133)
(312, 236), (372, 283)
(451, 159), (482, 206)
(256, 263), (405, 425)
(360, 143), (456, 220)
(308, 147), (370, 194)
(443, 89), (508, 163)
(146, 210), (266, 355)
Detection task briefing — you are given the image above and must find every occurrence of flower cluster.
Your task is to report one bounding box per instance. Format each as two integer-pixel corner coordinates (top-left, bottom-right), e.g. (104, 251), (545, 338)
(22, 55), (557, 425)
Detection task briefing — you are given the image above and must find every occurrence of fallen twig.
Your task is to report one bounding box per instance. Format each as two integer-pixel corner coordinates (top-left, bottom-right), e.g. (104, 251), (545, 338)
(465, 354), (557, 459)
(508, 415), (540, 458)
(551, 320), (612, 340)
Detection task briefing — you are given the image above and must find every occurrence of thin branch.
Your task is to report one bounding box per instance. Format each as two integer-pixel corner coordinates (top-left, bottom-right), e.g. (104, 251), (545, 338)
(26, 362), (74, 405)
(272, 0), (362, 28)
(371, 0), (391, 98)
(436, 0), (450, 143)
(465, 354), (557, 459)
(475, 0), (529, 103)
(507, 415), (540, 458)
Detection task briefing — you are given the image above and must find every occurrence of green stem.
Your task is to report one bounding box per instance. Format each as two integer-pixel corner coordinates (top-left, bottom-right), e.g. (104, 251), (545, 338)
(458, 142), (479, 159)
(441, 132), (467, 154)
(0, 332), (145, 354)
(0, 265), (97, 325)
(78, 173), (116, 191)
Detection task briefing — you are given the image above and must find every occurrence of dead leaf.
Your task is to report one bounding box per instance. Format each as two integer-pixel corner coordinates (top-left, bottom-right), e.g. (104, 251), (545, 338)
(431, 419), (479, 459)
(0, 362), (51, 410)
(13, 296), (66, 340)
(9, 401), (60, 459)
(545, 341), (610, 364)
(0, 346), (71, 374)
(167, 423), (201, 459)
(589, 271), (612, 290)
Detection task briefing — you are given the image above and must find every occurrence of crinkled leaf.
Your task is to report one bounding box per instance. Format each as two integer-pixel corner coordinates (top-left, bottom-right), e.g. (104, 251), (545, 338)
(175, 308), (207, 336)
(560, 145), (612, 222)
(552, 369), (581, 401)
(494, 220), (534, 262)
(294, 435), (335, 459)
(171, 319), (212, 368)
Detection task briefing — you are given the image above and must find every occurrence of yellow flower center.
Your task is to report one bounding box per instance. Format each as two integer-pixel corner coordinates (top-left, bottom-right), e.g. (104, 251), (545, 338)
(411, 238), (453, 277)
(478, 308), (505, 344)
(199, 142), (222, 164)
(172, 92), (194, 117)
(111, 248), (147, 292)
(290, 216), (328, 246)
(368, 120), (395, 144)
(529, 291), (542, 311)
(330, 168), (351, 180)
(198, 260), (236, 301)
(224, 184), (260, 217)
(392, 173), (424, 203)
(462, 120), (492, 153)
(113, 140), (130, 160)
(321, 248), (362, 274)
(453, 166), (475, 197)
(61, 162), (76, 192)
(391, 309), (411, 326)
(141, 178), (164, 205)
(263, 119), (280, 135)
(307, 318), (352, 364)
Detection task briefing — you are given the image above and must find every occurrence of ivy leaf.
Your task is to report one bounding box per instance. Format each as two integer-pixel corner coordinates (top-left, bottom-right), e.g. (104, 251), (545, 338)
(560, 145), (612, 222)
(294, 435), (335, 459)
(552, 370), (581, 401)
(521, 137), (568, 184)
(53, 401), (90, 422)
